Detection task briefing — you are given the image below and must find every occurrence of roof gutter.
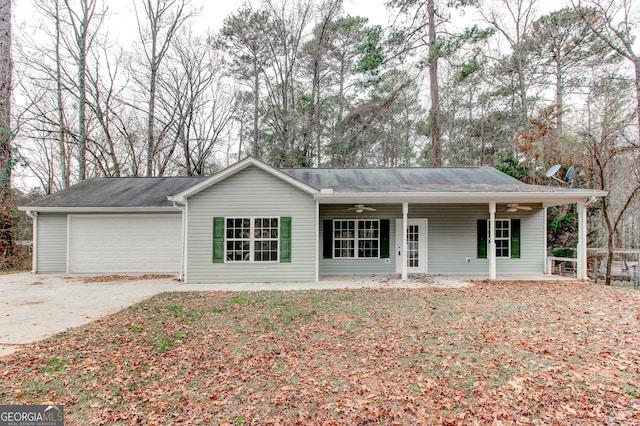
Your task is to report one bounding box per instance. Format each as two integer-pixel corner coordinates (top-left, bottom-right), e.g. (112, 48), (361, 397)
(17, 206), (181, 213)
(584, 196), (599, 207)
(315, 190), (608, 204)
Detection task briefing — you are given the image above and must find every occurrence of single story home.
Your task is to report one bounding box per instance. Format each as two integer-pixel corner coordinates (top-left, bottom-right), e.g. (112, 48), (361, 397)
(20, 156), (607, 283)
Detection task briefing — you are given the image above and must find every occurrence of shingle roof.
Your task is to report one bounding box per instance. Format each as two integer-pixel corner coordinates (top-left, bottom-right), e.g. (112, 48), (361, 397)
(280, 167), (538, 192)
(23, 177), (206, 208)
(22, 163), (605, 211)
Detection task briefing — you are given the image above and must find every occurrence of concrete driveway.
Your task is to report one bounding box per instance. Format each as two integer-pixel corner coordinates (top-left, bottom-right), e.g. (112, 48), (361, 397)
(0, 273), (183, 357)
(0, 272), (518, 357)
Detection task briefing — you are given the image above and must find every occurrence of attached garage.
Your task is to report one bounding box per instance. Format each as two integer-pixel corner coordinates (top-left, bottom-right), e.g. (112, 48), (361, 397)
(20, 176), (205, 276)
(68, 214), (182, 273)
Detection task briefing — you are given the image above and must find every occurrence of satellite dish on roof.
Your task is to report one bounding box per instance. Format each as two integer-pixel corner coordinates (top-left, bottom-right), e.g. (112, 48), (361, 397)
(545, 164), (561, 178)
(564, 165), (575, 187)
(545, 164), (577, 187)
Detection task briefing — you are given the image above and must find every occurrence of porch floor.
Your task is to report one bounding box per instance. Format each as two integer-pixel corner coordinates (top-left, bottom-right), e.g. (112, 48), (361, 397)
(318, 273), (576, 289)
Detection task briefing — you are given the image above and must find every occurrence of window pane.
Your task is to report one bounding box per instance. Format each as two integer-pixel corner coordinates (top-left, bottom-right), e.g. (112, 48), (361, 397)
(251, 217), (278, 262)
(357, 220), (380, 258)
(493, 220), (510, 257)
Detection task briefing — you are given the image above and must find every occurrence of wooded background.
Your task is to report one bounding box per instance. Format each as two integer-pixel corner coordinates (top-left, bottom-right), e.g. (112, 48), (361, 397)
(2, 0), (639, 277)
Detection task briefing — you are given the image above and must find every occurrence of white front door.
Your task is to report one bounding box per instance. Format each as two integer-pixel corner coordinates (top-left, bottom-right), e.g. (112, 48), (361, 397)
(395, 219), (428, 274)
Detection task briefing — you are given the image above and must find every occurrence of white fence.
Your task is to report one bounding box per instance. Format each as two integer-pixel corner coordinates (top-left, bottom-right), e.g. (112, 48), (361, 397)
(547, 256), (577, 278)
(547, 249), (639, 288)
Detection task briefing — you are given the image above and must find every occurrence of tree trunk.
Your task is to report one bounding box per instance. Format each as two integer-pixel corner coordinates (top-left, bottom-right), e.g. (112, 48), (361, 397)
(635, 59), (640, 147)
(63, 0), (94, 181)
(137, 0), (189, 176)
(146, 64), (157, 176)
(252, 65), (259, 158)
(54, 0), (69, 188)
(517, 52), (528, 126)
(0, 0), (12, 266)
(556, 59), (563, 133)
(427, 0), (442, 167)
(77, 20), (87, 180)
(604, 227), (613, 286)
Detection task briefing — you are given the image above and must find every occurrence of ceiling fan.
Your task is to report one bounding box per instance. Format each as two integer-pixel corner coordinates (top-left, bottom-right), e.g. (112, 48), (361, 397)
(504, 203), (533, 213)
(344, 204), (377, 213)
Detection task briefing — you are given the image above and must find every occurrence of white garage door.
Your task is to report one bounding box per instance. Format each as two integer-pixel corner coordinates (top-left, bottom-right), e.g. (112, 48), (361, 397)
(68, 215), (182, 274)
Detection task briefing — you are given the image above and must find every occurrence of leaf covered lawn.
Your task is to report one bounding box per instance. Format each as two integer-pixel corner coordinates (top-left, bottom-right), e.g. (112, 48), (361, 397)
(1, 280), (639, 425)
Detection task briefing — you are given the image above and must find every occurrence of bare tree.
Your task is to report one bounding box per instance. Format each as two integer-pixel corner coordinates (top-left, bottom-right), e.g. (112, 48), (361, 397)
(85, 42), (126, 176)
(26, 0), (74, 188)
(262, 0), (314, 166)
(52, 0), (70, 188)
(572, 0), (640, 146)
(61, 0), (104, 180)
(133, 0), (191, 176)
(582, 72), (640, 285)
(159, 29), (236, 175)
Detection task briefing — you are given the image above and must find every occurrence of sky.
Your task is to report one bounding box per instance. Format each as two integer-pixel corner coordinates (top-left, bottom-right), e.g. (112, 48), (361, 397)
(199, 0), (391, 29)
(13, 0), (392, 41)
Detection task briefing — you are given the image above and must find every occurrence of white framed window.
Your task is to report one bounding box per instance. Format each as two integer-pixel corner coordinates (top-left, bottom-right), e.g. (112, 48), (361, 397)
(225, 217), (279, 262)
(493, 219), (510, 258)
(333, 219), (380, 259)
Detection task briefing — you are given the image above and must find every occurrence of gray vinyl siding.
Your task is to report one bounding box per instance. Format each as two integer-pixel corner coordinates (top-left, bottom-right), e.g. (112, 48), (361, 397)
(320, 205), (400, 275)
(319, 204), (545, 276)
(186, 165), (316, 283)
(411, 204), (545, 275)
(36, 214), (67, 273)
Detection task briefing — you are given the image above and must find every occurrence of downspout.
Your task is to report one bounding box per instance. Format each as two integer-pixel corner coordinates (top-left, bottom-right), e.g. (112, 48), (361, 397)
(25, 211), (38, 274)
(172, 200), (187, 282)
(315, 199), (319, 283)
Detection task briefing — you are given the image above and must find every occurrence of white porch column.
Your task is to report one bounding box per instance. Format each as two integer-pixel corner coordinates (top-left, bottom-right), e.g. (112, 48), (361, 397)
(543, 206), (548, 274)
(577, 201), (587, 280)
(402, 202), (408, 281)
(489, 201), (497, 280)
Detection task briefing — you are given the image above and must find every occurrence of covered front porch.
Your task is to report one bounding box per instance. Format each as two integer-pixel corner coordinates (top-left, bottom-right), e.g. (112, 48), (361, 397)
(316, 198), (597, 282)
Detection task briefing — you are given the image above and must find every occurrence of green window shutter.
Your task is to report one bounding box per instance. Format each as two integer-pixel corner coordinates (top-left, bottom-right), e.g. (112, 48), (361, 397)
(212, 217), (225, 263)
(323, 220), (333, 259)
(477, 219), (487, 259)
(280, 217), (292, 263)
(511, 219), (521, 259)
(380, 219), (390, 258)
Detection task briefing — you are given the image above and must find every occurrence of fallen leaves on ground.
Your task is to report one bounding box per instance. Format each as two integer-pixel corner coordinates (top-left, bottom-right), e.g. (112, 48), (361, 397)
(1, 280), (639, 425)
